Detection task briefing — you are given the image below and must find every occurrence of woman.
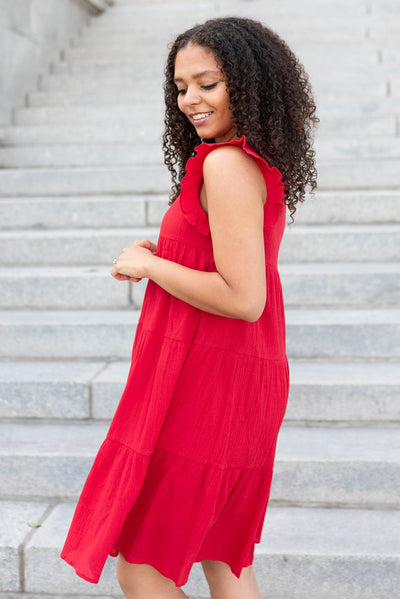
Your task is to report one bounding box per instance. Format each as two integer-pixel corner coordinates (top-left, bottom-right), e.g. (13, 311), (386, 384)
(61, 16), (318, 599)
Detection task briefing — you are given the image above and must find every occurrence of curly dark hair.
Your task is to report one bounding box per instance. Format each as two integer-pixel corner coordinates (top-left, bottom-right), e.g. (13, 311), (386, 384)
(162, 16), (318, 220)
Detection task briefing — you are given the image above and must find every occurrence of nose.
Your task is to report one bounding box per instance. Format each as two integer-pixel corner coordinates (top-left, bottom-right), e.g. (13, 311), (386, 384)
(181, 85), (201, 107)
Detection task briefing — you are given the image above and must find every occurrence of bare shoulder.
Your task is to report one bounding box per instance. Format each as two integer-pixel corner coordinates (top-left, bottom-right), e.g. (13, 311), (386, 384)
(203, 145), (259, 173)
(203, 145), (266, 194)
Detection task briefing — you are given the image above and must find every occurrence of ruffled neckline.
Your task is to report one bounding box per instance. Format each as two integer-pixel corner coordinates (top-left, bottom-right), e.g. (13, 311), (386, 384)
(179, 135), (285, 236)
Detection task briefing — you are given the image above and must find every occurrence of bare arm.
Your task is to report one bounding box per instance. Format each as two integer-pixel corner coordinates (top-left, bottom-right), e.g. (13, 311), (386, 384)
(112, 146), (267, 322)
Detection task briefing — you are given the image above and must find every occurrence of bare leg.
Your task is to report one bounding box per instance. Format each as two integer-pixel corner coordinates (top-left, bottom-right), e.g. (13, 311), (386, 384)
(117, 553), (189, 599)
(202, 560), (262, 599)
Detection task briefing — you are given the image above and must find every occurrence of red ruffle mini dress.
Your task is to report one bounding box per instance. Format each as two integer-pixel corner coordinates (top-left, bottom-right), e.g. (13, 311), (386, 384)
(61, 135), (289, 587)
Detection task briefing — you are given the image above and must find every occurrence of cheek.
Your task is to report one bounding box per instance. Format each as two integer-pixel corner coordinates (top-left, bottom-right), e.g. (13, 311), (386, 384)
(218, 94), (233, 118)
(221, 101), (233, 122)
(177, 95), (183, 112)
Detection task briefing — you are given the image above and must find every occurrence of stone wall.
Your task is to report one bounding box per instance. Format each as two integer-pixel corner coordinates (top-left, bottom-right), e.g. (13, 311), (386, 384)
(0, 0), (112, 125)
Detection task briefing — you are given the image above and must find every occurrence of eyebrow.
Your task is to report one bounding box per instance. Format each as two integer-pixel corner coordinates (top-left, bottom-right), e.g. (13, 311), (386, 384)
(173, 69), (220, 82)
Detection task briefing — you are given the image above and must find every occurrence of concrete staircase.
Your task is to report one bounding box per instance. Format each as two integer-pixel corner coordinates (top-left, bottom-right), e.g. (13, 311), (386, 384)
(1, 0), (399, 597)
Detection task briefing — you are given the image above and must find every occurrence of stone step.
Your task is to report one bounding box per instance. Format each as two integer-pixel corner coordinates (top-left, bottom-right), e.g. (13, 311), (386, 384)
(2, 116), (396, 148)
(0, 194), (151, 229)
(12, 105), (164, 126)
(65, 45), (382, 68)
(370, 0), (400, 15)
(70, 41), (392, 76)
(0, 166), (169, 196)
(0, 309), (140, 360)
(285, 308), (400, 359)
(315, 137), (400, 158)
(0, 160), (399, 196)
(12, 81), (394, 128)
(0, 143), (163, 168)
(57, 47), (399, 78)
(382, 48), (400, 66)
(2, 359), (398, 425)
(83, 10), (400, 32)
(13, 98), (397, 127)
(0, 263), (399, 310)
(50, 58), (392, 88)
(36, 73), (162, 92)
(0, 225), (398, 265)
(51, 60), (165, 77)
(34, 72), (394, 101)
(0, 227), (161, 265)
(293, 190), (400, 225)
(389, 77), (400, 97)
(83, 25), (400, 48)
(107, 0), (395, 20)
(286, 361), (400, 425)
(98, 0), (372, 13)
(84, 20), (370, 43)
(0, 309), (399, 360)
(3, 502), (399, 598)
(272, 426), (400, 507)
(72, 32), (382, 49)
(100, 3), (369, 21)
(2, 138), (400, 168)
(280, 263), (400, 308)
(0, 500), (50, 594)
(0, 123), (163, 145)
(0, 423), (399, 507)
(0, 266), (133, 310)
(112, 0), (369, 9)
(1, 191), (398, 230)
(26, 89), (398, 115)
(0, 361), (105, 420)
(25, 88), (163, 106)
(281, 224), (400, 263)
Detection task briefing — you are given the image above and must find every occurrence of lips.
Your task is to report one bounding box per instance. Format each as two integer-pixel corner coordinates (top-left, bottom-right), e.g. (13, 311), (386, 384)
(190, 111), (212, 126)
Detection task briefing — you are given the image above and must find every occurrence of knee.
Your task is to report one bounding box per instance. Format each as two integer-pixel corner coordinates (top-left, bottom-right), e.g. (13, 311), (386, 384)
(202, 559), (239, 582)
(202, 560), (254, 585)
(116, 553), (134, 597)
(202, 559), (225, 580)
(116, 553), (185, 599)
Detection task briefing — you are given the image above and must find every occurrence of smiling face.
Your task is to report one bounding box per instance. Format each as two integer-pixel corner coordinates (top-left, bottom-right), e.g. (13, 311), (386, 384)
(174, 43), (238, 143)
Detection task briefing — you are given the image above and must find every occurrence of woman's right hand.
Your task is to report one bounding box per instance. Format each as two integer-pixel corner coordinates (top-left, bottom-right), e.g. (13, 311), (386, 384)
(112, 239), (158, 282)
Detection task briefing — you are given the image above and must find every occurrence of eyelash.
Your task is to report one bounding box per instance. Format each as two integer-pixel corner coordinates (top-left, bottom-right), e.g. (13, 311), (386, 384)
(177, 83), (217, 95)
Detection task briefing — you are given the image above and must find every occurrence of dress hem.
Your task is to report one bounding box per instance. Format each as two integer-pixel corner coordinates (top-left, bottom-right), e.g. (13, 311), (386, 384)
(61, 543), (259, 589)
(114, 546), (259, 588)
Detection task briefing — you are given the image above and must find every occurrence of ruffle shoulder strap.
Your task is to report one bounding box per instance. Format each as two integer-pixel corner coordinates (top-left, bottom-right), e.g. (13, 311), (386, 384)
(179, 135), (285, 236)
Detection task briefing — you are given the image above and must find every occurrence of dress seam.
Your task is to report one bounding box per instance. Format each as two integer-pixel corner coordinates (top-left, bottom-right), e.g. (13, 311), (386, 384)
(106, 437), (152, 458)
(138, 324), (196, 344)
(138, 325), (287, 362)
(154, 444), (270, 471)
(158, 233), (214, 253)
(190, 341), (287, 363)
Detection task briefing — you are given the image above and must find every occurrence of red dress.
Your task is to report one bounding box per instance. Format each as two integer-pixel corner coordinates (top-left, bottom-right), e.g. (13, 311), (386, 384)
(61, 135), (289, 587)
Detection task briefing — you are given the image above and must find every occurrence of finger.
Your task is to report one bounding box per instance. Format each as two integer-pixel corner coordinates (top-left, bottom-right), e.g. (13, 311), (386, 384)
(133, 239), (155, 251)
(148, 241), (157, 253)
(112, 272), (130, 281)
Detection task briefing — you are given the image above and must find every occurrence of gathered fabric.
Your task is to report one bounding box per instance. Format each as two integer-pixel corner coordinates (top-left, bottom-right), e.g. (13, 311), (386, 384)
(61, 135), (289, 587)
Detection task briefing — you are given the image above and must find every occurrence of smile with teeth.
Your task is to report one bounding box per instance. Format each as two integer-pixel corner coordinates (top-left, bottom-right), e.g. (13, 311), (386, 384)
(192, 111), (212, 121)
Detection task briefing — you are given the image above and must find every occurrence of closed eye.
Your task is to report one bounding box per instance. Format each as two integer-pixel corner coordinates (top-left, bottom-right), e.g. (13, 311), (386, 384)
(176, 83), (218, 95)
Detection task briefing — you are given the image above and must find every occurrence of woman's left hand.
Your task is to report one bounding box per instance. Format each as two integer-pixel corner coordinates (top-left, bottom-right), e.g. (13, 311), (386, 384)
(111, 239), (157, 282)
